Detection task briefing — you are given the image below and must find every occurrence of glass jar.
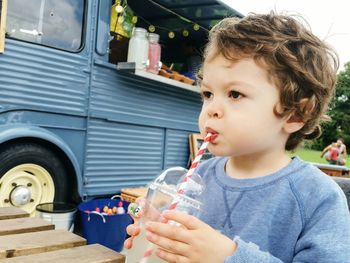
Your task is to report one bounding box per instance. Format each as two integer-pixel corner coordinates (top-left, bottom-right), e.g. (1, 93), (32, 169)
(147, 33), (162, 74)
(127, 27), (149, 70)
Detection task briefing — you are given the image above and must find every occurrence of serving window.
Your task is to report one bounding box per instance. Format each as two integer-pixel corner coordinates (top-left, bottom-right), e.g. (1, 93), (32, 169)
(107, 0), (240, 87)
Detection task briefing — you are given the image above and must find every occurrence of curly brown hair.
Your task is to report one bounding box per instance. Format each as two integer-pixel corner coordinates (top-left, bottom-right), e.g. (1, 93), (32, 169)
(202, 12), (339, 151)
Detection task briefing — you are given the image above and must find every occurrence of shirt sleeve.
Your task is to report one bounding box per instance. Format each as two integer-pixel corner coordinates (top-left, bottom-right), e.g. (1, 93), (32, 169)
(224, 183), (350, 263)
(224, 237), (283, 263)
(292, 186), (350, 262)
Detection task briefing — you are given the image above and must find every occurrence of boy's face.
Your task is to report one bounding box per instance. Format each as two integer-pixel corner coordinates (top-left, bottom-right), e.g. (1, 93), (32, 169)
(199, 54), (290, 157)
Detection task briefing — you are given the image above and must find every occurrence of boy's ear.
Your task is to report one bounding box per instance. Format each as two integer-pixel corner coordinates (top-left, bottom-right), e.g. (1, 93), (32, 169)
(283, 98), (314, 134)
(283, 114), (304, 134)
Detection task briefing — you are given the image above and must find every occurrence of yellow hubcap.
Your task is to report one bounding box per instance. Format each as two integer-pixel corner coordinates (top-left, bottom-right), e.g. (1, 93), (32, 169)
(0, 164), (55, 215)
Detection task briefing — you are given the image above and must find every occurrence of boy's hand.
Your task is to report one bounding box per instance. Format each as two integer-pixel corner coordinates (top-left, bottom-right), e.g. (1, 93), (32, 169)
(124, 196), (165, 249)
(145, 210), (237, 263)
(124, 197), (146, 249)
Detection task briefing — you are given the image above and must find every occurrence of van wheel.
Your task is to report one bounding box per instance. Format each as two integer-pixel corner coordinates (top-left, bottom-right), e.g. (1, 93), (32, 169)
(0, 142), (68, 215)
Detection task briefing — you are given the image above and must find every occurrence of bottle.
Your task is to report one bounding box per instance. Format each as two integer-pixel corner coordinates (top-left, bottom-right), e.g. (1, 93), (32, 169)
(127, 27), (149, 70)
(117, 201), (125, 214)
(147, 33), (162, 74)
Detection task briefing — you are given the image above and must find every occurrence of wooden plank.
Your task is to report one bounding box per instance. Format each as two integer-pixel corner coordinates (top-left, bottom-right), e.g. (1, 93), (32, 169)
(0, 229), (86, 258)
(121, 187), (147, 203)
(0, 217), (54, 236)
(0, 207), (29, 220)
(0, 0), (7, 53)
(0, 244), (125, 263)
(320, 168), (343, 177)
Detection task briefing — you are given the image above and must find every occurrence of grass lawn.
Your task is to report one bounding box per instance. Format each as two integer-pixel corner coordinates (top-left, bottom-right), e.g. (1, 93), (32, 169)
(290, 148), (350, 168)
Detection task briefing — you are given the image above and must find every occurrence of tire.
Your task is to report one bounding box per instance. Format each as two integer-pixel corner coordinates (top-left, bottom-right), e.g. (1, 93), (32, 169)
(0, 142), (68, 214)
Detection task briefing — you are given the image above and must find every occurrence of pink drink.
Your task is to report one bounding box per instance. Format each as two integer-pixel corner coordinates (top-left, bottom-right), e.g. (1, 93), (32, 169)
(147, 33), (161, 74)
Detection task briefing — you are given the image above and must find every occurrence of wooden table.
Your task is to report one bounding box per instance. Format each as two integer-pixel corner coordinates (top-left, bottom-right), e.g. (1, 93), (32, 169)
(311, 162), (350, 177)
(0, 207), (125, 262)
(121, 187), (148, 203)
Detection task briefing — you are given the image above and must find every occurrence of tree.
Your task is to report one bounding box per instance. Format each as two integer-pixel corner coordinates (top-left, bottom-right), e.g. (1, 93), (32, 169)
(316, 62), (350, 150)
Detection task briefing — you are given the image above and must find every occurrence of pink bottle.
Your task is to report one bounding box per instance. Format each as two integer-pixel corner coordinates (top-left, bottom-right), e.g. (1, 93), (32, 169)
(147, 33), (162, 74)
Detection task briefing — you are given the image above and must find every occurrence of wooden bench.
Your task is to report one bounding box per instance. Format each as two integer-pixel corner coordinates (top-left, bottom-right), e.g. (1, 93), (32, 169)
(0, 244), (124, 263)
(0, 207), (29, 220)
(0, 217), (54, 236)
(0, 207), (125, 262)
(0, 229), (86, 258)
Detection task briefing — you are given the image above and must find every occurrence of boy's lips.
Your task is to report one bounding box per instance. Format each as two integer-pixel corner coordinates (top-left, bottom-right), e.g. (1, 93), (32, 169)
(205, 127), (219, 141)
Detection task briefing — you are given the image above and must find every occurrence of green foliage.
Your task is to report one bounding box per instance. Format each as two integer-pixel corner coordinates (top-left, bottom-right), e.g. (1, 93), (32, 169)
(311, 62), (350, 150)
(290, 148), (350, 167)
(289, 148), (326, 163)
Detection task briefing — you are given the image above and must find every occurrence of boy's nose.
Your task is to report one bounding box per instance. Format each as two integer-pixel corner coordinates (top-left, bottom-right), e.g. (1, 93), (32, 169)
(207, 100), (224, 118)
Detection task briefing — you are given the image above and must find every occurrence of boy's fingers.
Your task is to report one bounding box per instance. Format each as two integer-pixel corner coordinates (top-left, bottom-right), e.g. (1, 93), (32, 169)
(124, 237), (134, 249)
(162, 210), (203, 230)
(146, 230), (189, 256)
(156, 248), (187, 263)
(126, 224), (141, 236)
(145, 220), (190, 245)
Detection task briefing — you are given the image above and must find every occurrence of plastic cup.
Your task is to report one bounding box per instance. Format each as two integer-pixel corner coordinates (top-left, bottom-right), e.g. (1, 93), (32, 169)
(126, 167), (203, 263)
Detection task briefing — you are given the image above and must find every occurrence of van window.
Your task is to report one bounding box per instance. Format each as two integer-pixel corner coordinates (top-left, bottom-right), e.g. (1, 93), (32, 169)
(6, 0), (84, 51)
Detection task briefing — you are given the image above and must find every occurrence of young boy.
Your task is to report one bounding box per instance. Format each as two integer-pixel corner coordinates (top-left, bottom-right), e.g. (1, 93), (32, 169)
(124, 12), (350, 262)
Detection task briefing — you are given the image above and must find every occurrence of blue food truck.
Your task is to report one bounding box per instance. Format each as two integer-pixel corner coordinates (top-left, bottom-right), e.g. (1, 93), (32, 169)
(0, 0), (242, 213)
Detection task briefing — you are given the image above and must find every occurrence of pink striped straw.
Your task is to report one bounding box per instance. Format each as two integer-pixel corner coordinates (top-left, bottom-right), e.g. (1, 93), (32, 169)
(141, 133), (213, 262)
(168, 132), (213, 210)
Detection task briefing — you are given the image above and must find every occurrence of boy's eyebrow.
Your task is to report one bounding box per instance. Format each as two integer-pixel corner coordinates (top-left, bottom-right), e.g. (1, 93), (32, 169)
(228, 80), (256, 89)
(201, 80), (256, 90)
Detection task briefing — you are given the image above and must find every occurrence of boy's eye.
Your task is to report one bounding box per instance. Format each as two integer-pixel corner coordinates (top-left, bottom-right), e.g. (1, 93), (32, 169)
(229, 90), (243, 99)
(201, 91), (212, 100)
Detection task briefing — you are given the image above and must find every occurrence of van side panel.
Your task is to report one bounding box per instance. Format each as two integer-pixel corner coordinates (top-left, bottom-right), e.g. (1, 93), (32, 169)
(85, 62), (202, 195)
(0, 39), (89, 115)
(84, 118), (164, 196)
(164, 129), (192, 169)
(90, 62), (201, 130)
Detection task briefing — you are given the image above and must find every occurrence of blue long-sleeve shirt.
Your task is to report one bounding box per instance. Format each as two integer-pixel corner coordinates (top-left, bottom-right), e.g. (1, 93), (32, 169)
(195, 156), (350, 262)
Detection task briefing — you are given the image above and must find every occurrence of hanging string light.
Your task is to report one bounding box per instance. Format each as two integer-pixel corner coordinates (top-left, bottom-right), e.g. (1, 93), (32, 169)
(193, 24), (200, 31)
(118, 0), (208, 39)
(148, 25), (156, 32)
(145, 0), (207, 31)
(168, 31), (175, 39)
(131, 16), (138, 24)
(115, 3), (124, 13)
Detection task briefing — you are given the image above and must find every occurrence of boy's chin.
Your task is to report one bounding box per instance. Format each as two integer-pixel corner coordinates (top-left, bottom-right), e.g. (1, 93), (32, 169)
(207, 149), (228, 157)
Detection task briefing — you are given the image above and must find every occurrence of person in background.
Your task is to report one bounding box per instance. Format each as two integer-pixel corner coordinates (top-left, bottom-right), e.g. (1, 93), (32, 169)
(328, 142), (340, 165)
(125, 12), (350, 263)
(321, 138), (347, 165)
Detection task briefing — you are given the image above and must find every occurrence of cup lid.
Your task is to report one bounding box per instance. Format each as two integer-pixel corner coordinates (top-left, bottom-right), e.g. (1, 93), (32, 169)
(153, 167), (205, 199)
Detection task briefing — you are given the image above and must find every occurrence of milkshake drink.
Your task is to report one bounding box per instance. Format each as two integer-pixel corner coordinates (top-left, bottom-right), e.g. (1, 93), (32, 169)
(126, 167), (204, 263)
